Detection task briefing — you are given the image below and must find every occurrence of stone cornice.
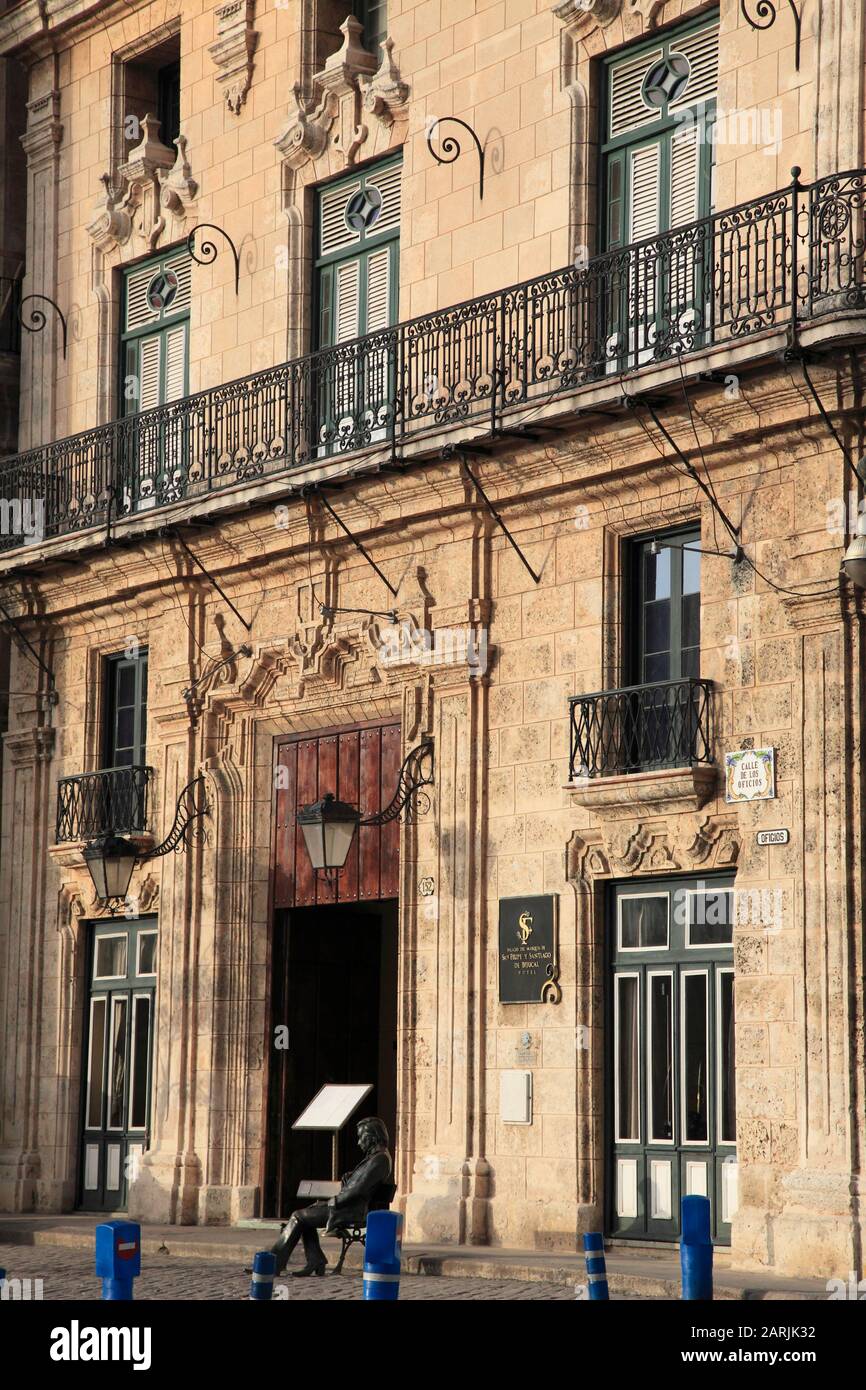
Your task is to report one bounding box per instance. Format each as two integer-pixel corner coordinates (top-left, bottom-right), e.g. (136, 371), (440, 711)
(567, 764), (719, 818)
(3, 726), (55, 765)
(0, 0), (180, 59)
(21, 92), (63, 167)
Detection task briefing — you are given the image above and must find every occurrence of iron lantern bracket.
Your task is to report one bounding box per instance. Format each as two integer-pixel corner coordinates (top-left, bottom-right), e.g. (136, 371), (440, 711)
(740, 2), (802, 73)
(359, 741), (434, 827)
(143, 775), (209, 859)
(426, 116), (486, 200)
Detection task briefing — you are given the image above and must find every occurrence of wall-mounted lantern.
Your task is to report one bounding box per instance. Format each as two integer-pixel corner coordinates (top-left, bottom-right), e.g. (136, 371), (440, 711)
(297, 742), (433, 878)
(83, 775), (209, 908)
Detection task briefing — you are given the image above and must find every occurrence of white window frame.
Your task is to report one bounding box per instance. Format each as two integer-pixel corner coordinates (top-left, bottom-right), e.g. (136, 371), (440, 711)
(614, 971), (641, 1144)
(84, 995), (108, 1132)
(127, 992), (154, 1133)
(105, 994), (129, 1134)
(716, 966), (736, 1148)
(646, 969), (675, 1146)
(617, 891), (670, 953)
(136, 930), (158, 977)
(679, 968), (710, 1148)
(683, 886), (734, 949)
(93, 932), (129, 982)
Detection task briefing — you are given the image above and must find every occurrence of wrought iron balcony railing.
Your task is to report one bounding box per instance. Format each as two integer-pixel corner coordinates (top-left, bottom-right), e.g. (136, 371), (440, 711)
(56, 764), (153, 843)
(0, 276), (21, 355)
(569, 678), (714, 780)
(2, 168), (866, 553)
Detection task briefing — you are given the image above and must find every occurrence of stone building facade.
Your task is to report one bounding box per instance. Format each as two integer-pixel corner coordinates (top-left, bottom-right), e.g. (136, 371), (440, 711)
(0, 0), (863, 1281)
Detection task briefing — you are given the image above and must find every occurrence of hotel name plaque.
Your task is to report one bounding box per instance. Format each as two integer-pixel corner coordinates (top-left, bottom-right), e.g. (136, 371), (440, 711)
(498, 895), (561, 1004)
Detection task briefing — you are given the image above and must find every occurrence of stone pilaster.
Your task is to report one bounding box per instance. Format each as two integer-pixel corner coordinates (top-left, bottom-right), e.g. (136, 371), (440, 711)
(0, 724), (56, 1211)
(18, 90), (62, 451)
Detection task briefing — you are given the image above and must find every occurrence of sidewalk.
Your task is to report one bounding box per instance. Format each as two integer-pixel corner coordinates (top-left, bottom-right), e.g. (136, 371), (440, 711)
(0, 1213), (828, 1300)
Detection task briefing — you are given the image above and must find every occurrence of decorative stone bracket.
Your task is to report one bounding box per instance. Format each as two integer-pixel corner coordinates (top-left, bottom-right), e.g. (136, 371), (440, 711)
(209, 0), (259, 115)
(554, 0), (670, 40)
(274, 16), (408, 172)
(568, 811), (740, 885)
(87, 120), (199, 254)
(567, 763), (719, 819)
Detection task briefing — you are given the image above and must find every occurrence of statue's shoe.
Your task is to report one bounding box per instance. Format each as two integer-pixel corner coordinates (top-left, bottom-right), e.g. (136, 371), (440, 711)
(291, 1261), (327, 1278)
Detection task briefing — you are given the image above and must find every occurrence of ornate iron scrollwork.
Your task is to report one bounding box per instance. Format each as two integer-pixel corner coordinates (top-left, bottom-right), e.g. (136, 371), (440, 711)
(426, 117), (486, 200)
(361, 741), (434, 826)
(19, 293), (69, 359)
(739, 1), (802, 72)
(187, 223), (242, 294)
(148, 775), (210, 857)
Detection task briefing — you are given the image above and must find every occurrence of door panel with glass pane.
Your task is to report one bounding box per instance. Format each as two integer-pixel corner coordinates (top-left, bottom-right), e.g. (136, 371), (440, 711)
(609, 876), (735, 1242)
(80, 919), (157, 1211)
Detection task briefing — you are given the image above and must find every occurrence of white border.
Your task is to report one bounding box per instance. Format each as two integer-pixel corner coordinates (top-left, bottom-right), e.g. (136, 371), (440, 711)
(614, 972), (641, 1143)
(646, 970), (675, 1145)
(617, 891), (670, 953)
(680, 969), (710, 1146)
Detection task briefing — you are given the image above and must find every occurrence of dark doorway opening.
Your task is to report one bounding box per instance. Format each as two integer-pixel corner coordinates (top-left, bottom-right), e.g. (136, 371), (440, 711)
(264, 898), (398, 1218)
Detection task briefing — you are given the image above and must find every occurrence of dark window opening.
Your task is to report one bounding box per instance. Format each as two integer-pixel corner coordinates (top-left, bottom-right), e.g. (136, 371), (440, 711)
(103, 652), (148, 770)
(157, 60), (181, 150)
(354, 0), (388, 55)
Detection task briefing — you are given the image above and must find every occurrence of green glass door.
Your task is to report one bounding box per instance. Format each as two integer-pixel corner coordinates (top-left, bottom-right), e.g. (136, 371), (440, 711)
(609, 875), (736, 1243)
(79, 919), (157, 1211)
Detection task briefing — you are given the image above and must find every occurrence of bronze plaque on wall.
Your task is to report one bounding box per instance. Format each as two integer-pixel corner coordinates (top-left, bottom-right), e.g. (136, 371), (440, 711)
(498, 896), (561, 1004)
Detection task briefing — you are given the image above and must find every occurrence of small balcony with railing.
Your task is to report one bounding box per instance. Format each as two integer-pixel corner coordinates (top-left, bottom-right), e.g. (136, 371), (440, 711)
(2, 168), (866, 560)
(567, 676), (717, 815)
(55, 765), (154, 848)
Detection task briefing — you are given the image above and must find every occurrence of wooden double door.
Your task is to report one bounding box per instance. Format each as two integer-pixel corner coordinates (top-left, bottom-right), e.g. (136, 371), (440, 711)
(265, 720), (401, 1217)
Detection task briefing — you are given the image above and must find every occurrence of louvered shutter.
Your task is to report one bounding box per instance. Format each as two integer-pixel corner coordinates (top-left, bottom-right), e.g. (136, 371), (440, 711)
(629, 143), (661, 333)
(670, 123), (700, 229)
(336, 259), (361, 344)
(670, 22), (720, 112)
(138, 335), (162, 411)
(126, 267), (160, 333)
(630, 143), (661, 242)
(609, 47), (663, 138)
(320, 180), (362, 257)
(365, 247), (391, 334)
(164, 324), (187, 401)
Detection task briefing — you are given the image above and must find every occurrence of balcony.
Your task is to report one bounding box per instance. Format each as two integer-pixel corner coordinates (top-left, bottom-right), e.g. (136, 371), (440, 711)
(2, 168), (866, 555)
(55, 765), (153, 844)
(568, 677), (716, 816)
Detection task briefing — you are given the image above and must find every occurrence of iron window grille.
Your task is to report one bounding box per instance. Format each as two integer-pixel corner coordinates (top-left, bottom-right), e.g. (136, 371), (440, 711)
(569, 677), (714, 780)
(56, 765), (154, 843)
(1, 169), (865, 552)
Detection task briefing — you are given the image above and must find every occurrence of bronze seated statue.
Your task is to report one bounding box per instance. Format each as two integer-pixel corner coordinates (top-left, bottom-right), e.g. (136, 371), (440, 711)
(269, 1116), (393, 1278)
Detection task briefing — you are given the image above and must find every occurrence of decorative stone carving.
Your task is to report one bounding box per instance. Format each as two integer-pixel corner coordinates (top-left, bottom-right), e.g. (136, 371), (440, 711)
(89, 123), (199, 253)
(86, 173), (133, 252)
(116, 113), (177, 249)
(554, 0), (672, 40)
(274, 16), (408, 171)
(567, 813), (741, 886)
(567, 763), (718, 817)
(209, 0), (259, 115)
(159, 136), (199, 218)
(275, 82), (337, 170)
(362, 38), (410, 127)
(554, 0), (622, 33)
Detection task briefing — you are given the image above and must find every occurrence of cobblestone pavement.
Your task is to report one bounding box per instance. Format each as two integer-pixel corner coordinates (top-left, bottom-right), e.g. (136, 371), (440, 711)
(0, 1244), (621, 1301)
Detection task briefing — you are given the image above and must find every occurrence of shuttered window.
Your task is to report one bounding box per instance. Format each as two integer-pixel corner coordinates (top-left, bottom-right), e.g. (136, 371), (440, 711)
(315, 156), (401, 352)
(121, 249), (191, 416)
(602, 14), (718, 250)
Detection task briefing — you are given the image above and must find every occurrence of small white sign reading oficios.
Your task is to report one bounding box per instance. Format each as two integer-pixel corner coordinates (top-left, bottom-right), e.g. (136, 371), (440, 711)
(725, 747), (776, 803)
(756, 828), (789, 846)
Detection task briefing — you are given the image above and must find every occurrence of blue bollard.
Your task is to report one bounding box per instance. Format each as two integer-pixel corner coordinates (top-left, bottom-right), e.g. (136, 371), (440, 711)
(363, 1210), (402, 1301)
(582, 1233), (609, 1300)
(680, 1195), (713, 1300)
(249, 1250), (276, 1301)
(95, 1220), (141, 1301)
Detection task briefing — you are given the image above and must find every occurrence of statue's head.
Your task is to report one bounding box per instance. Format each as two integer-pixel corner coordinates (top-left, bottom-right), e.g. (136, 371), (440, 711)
(357, 1116), (389, 1155)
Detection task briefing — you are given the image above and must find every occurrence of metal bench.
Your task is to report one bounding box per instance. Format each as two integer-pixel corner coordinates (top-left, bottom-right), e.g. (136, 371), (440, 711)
(295, 1178), (397, 1275)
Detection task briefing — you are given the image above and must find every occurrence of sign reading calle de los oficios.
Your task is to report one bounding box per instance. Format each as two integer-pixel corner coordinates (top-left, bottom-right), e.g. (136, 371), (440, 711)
(498, 895), (561, 1004)
(725, 747), (776, 803)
